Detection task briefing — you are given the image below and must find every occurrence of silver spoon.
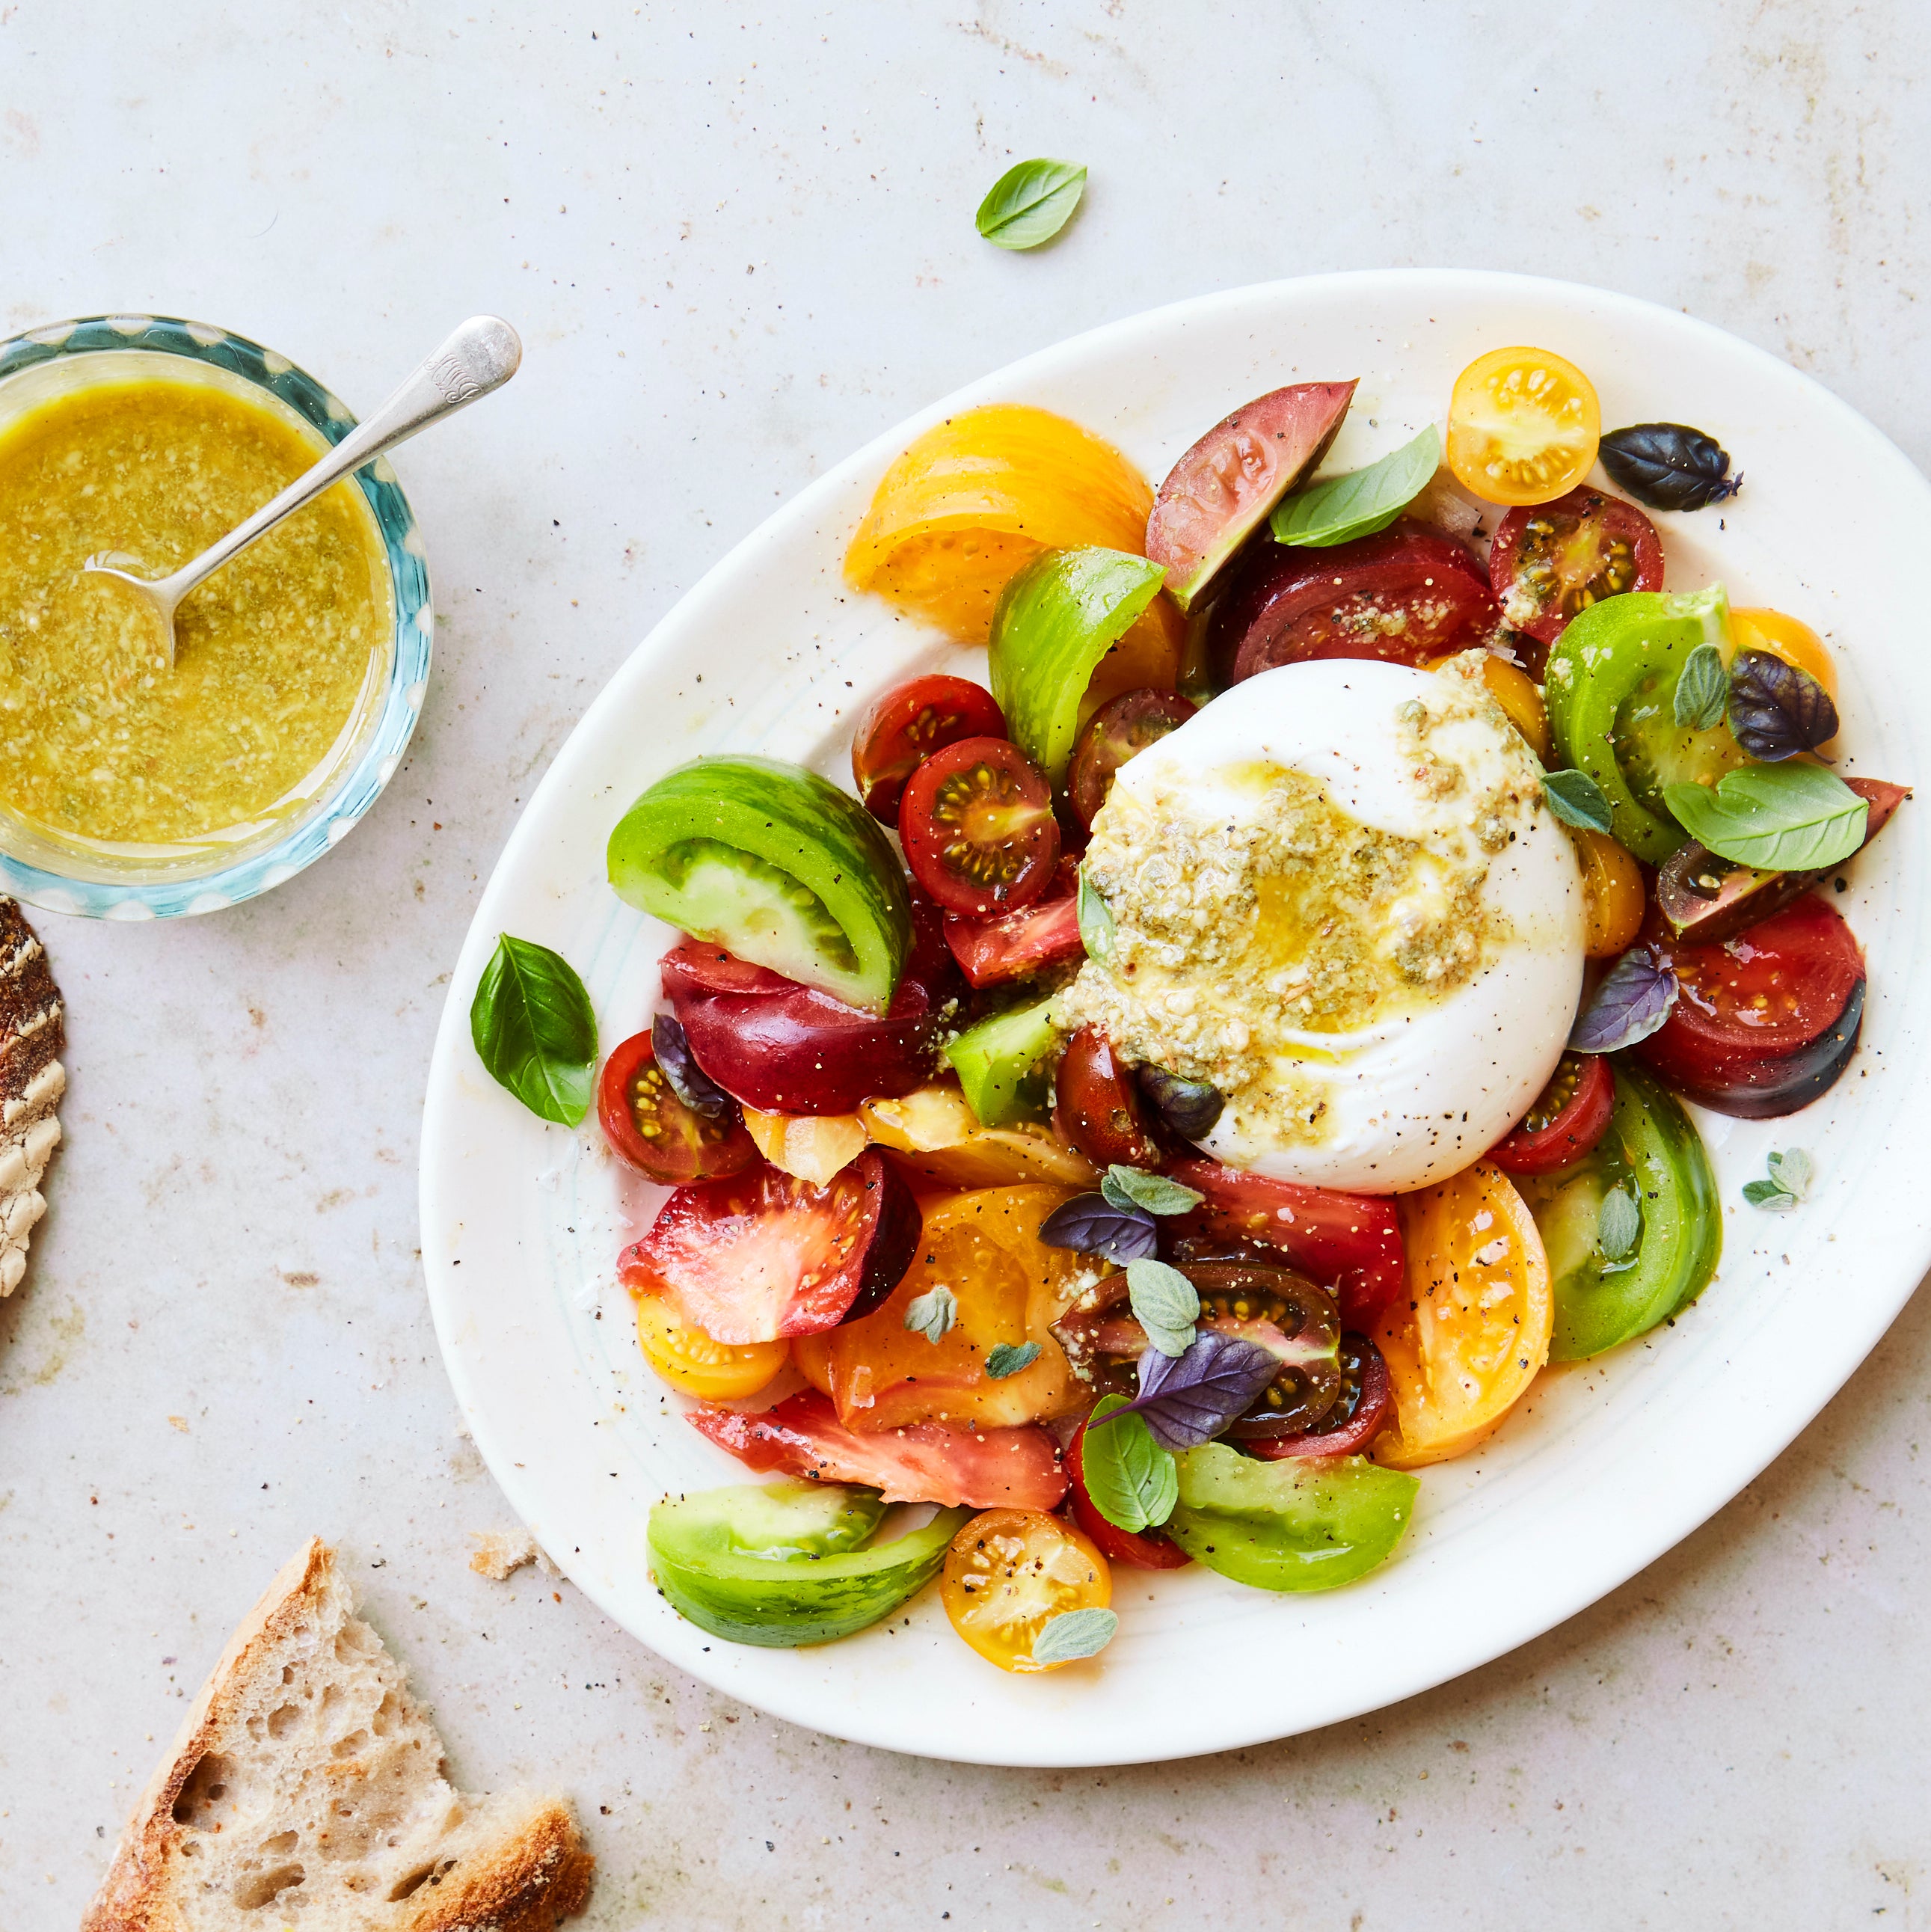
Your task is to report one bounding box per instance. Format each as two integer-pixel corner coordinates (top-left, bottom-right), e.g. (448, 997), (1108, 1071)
(85, 315), (522, 667)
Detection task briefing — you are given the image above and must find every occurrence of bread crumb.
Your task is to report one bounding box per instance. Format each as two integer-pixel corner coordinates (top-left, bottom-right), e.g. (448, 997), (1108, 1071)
(469, 1526), (558, 1581)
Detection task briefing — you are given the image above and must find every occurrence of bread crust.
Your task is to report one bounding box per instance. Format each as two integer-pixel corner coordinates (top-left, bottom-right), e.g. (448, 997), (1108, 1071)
(82, 1539), (593, 1932)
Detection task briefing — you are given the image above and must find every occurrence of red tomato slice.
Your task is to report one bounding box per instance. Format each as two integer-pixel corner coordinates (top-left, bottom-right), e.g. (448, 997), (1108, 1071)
(1066, 688), (1197, 829)
(1065, 1415), (1191, 1569)
(595, 1028), (758, 1183)
(688, 1390), (1068, 1510)
(618, 1150), (920, 1342)
(1485, 1051), (1615, 1176)
(850, 674), (1009, 823)
(944, 891), (1083, 989)
(898, 736), (1059, 916)
(1638, 894), (1867, 1119)
(1161, 1158), (1405, 1330)
(1053, 1025), (1161, 1169)
(1208, 519), (1499, 685)
(1488, 485), (1664, 651)
(1243, 1334), (1392, 1461)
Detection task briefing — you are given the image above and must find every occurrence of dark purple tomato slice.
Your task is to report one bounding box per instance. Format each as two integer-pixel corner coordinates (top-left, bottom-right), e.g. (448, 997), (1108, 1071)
(1244, 1334), (1391, 1460)
(597, 1028), (758, 1183)
(850, 674), (1008, 823)
(1488, 486), (1664, 649)
(897, 735), (1060, 917)
(1066, 688), (1197, 829)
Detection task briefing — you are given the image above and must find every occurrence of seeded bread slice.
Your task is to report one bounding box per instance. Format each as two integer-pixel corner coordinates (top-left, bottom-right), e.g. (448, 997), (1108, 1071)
(82, 1539), (594, 1932)
(0, 895), (64, 1297)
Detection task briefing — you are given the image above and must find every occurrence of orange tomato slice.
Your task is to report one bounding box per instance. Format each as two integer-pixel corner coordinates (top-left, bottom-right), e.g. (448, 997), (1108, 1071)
(1374, 1162), (1553, 1468)
(1425, 649), (1550, 762)
(858, 1086), (1097, 1191)
(941, 1507), (1111, 1672)
(820, 1183), (1092, 1432)
(1575, 827), (1645, 959)
(1446, 346), (1601, 507)
(633, 1292), (789, 1402)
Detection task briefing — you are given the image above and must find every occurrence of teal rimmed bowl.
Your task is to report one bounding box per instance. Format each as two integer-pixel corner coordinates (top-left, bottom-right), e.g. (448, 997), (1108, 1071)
(0, 314), (432, 920)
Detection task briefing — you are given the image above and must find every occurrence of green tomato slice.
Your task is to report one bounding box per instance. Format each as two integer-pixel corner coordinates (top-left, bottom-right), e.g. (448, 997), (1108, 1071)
(647, 1481), (969, 1649)
(1162, 1443), (1418, 1593)
(988, 547), (1167, 783)
(945, 993), (1060, 1128)
(1544, 586), (1740, 865)
(607, 755), (912, 1013)
(1518, 1062), (1722, 1362)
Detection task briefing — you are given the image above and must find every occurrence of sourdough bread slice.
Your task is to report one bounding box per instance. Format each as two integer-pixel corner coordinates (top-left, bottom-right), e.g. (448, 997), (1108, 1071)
(82, 1539), (594, 1932)
(0, 894), (64, 1298)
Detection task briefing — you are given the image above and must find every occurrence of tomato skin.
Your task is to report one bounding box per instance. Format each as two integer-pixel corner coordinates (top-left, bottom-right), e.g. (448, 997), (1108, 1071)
(1488, 486), (1664, 648)
(1066, 688), (1197, 829)
(618, 1149), (920, 1343)
(1066, 1417), (1191, 1569)
(1487, 1052), (1615, 1176)
(661, 934), (952, 1116)
(596, 1028), (759, 1183)
(1637, 894), (1867, 1118)
(850, 674), (1008, 823)
(1160, 1159), (1404, 1331)
(1209, 520), (1499, 685)
(899, 736), (1060, 916)
(1053, 1025), (1161, 1169)
(1243, 1334), (1392, 1461)
(940, 1507), (1111, 1672)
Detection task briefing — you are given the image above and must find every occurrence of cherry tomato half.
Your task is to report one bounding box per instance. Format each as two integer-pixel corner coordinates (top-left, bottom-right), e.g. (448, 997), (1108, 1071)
(1066, 1415), (1191, 1570)
(596, 1028), (758, 1183)
(1208, 521), (1500, 685)
(898, 735), (1060, 916)
(943, 858), (1084, 988)
(940, 1507), (1111, 1672)
(633, 1291), (788, 1400)
(1486, 1051), (1615, 1176)
(1053, 1025), (1161, 1169)
(1066, 688), (1197, 829)
(1489, 486), (1664, 649)
(1577, 828), (1647, 960)
(1446, 345), (1602, 507)
(850, 673), (1009, 823)
(1244, 1333), (1392, 1461)
(1637, 894), (1866, 1119)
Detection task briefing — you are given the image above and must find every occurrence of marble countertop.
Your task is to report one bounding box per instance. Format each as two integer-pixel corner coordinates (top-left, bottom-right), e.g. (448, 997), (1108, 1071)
(4, 3), (1927, 1925)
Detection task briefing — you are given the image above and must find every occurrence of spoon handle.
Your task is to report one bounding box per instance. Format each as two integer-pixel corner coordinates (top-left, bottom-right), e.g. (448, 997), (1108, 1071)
(162, 316), (522, 602)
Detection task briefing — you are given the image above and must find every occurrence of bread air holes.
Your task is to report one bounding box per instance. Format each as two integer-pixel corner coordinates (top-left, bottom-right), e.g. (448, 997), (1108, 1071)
(370, 1687), (402, 1737)
(171, 1752), (237, 1828)
(331, 1728), (369, 1759)
(389, 1856), (458, 1903)
(232, 1864), (305, 1910)
(265, 1702), (301, 1741)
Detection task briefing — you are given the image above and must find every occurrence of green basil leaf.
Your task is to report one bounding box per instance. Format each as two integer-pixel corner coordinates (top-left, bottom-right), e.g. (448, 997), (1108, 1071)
(1766, 1148), (1813, 1200)
(975, 159), (1087, 251)
(1030, 1606), (1119, 1665)
(903, 1285), (957, 1343)
(1101, 1167), (1206, 1217)
(1597, 1186), (1642, 1263)
(1076, 866), (1117, 962)
(985, 1341), (1042, 1380)
(1078, 1394), (1179, 1533)
(1542, 768), (1615, 835)
(1124, 1257), (1201, 1360)
(1742, 1177), (1799, 1212)
(1664, 762), (1868, 871)
(470, 933), (597, 1126)
(1268, 425), (1440, 548)
(1672, 642), (1729, 731)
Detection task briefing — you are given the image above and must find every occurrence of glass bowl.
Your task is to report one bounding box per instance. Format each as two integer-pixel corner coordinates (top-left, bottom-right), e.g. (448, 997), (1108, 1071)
(0, 314), (432, 920)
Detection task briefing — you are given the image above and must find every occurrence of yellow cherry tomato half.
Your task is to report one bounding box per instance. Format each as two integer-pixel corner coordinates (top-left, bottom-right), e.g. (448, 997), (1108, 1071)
(1375, 1162), (1553, 1468)
(1446, 346), (1602, 507)
(633, 1292), (789, 1402)
(1729, 607), (1839, 744)
(941, 1506), (1111, 1673)
(1576, 827), (1646, 959)
(859, 1085), (1098, 1192)
(1425, 649), (1550, 762)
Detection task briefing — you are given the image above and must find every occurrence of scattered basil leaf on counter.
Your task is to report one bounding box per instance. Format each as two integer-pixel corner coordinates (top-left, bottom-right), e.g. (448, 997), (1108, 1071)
(1268, 424), (1440, 548)
(1038, 1192), (1159, 1264)
(985, 1341), (1042, 1380)
(1078, 1394), (1179, 1533)
(470, 933), (598, 1127)
(1597, 1188), (1642, 1272)
(903, 1285), (958, 1343)
(1101, 1167), (1205, 1217)
(1671, 643), (1729, 732)
(1727, 649), (1840, 762)
(975, 159), (1087, 250)
(1665, 763), (1868, 872)
(1745, 1147), (1813, 1212)
(1598, 423), (1741, 513)
(1124, 1257), (1200, 1359)
(651, 1012), (729, 1118)
(1541, 768), (1615, 836)
(1030, 1606), (1120, 1666)
(1571, 948), (1679, 1054)
(1076, 867), (1117, 962)
(1090, 1331), (1280, 1453)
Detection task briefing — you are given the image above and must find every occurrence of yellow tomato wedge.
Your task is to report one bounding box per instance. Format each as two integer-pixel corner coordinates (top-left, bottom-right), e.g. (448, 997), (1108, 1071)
(741, 1106), (868, 1186)
(1446, 346), (1601, 506)
(942, 1507), (1111, 1673)
(1375, 1162), (1553, 1468)
(859, 1085), (1097, 1191)
(633, 1292), (789, 1402)
(1426, 649), (1550, 762)
(843, 402), (1184, 694)
(1575, 827), (1645, 958)
(820, 1183), (1091, 1432)
(1729, 607), (1839, 749)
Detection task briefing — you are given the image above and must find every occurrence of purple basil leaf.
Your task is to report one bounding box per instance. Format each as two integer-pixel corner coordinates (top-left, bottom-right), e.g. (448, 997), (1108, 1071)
(1091, 1331), (1281, 1453)
(1570, 948), (1679, 1054)
(1727, 648), (1840, 763)
(1038, 1194), (1160, 1264)
(651, 1012), (730, 1118)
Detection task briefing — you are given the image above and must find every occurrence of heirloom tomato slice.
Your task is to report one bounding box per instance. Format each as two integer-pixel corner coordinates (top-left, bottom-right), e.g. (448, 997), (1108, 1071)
(940, 1508), (1111, 1672)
